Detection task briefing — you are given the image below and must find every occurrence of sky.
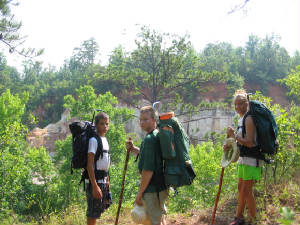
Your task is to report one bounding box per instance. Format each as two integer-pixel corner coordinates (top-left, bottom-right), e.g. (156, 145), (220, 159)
(4, 0), (300, 71)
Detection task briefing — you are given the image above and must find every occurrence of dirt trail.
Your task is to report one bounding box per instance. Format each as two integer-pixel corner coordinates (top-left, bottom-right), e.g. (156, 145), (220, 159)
(164, 201), (234, 225)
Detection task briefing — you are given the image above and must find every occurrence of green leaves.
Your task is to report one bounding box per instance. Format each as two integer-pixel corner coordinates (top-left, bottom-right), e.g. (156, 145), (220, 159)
(278, 66), (300, 98)
(0, 89), (28, 130)
(63, 85), (134, 169)
(251, 92), (300, 184)
(278, 207), (295, 225)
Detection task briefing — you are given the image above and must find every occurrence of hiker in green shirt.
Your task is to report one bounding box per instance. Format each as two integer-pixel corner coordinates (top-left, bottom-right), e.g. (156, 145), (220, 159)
(126, 106), (168, 225)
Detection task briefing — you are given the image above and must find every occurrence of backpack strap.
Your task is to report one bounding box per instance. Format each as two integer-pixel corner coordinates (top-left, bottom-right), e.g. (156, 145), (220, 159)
(239, 112), (267, 165)
(94, 135), (103, 160)
(149, 132), (165, 205)
(241, 112), (250, 138)
(79, 136), (104, 190)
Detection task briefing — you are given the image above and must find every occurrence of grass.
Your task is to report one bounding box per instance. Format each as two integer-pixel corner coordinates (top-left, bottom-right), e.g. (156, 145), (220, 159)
(1, 177), (299, 225)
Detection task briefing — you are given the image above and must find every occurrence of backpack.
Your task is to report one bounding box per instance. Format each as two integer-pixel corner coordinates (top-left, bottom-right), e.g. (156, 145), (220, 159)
(69, 121), (103, 174)
(157, 112), (196, 188)
(240, 100), (279, 162)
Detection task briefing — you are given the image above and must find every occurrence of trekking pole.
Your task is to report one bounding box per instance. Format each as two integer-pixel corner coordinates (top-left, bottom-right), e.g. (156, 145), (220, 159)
(91, 109), (105, 124)
(114, 138), (131, 225)
(211, 167), (225, 225)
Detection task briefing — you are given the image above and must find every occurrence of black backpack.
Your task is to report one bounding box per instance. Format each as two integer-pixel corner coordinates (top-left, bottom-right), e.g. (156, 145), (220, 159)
(240, 100), (279, 163)
(69, 120), (103, 174)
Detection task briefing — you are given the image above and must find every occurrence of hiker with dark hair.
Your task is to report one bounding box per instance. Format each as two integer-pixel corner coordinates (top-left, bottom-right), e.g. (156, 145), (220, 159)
(126, 106), (168, 225)
(86, 112), (111, 225)
(224, 90), (262, 225)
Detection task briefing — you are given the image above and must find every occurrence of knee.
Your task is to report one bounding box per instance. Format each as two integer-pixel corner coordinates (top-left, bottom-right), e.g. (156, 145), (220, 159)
(241, 185), (253, 197)
(238, 183), (242, 192)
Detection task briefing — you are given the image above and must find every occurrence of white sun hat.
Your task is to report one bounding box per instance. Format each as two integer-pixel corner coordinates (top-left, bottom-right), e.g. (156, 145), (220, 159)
(221, 137), (240, 168)
(131, 205), (151, 225)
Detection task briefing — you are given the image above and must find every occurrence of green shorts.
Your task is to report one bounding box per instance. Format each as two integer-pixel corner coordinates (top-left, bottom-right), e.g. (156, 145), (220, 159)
(238, 164), (262, 181)
(142, 189), (168, 225)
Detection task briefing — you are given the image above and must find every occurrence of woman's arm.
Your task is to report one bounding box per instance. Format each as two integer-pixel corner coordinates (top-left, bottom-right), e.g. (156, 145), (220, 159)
(236, 115), (256, 148)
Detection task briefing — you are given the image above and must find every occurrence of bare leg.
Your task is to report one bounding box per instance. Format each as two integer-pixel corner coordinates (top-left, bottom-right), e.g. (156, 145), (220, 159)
(87, 217), (96, 225)
(244, 180), (256, 219)
(161, 214), (166, 225)
(236, 178), (246, 218)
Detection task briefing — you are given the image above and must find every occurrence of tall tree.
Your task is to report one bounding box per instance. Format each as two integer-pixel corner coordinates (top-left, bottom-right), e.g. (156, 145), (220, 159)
(70, 38), (100, 71)
(241, 34), (290, 83)
(98, 26), (230, 107)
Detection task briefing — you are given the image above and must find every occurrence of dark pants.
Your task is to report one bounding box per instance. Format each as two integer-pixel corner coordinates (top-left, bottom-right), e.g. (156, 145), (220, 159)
(86, 182), (109, 219)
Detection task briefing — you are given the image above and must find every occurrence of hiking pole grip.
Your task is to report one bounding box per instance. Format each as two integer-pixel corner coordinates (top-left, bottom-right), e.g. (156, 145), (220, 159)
(211, 167), (225, 225)
(114, 138), (131, 225)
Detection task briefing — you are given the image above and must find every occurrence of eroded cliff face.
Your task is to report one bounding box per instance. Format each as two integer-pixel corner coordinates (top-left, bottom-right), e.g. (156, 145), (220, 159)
(27, 109), (77, 156)
(27, 107), (235, 153)
(125, 107), (235, 143)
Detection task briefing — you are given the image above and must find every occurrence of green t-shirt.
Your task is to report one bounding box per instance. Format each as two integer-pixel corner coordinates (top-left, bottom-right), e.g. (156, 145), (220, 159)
(138, 129), (166, 193)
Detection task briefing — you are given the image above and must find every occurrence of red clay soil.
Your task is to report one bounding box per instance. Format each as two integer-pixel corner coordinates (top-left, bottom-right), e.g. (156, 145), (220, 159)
(244, 82), (289, 106)
(165, 200), (236, 225)
(267, 83), (290, 106)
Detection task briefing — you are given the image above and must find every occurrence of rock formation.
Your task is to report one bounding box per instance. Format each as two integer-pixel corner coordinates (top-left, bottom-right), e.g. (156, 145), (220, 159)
(27, 107), (235, 154)
(27, 108), (77, 156)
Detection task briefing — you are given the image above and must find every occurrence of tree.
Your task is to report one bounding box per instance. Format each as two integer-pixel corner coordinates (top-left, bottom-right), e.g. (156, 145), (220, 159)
(64, 85), (134, 161)
(56, 85), (137, 209)
(0, 0), (43, 57)
(69, 38), (100, 71)
(0, 53), (20, 94)
(0, 89), (28, 130)
(98, 26), (230, 108)
(241, 34), (290, 83)
(278, 66), (300, 99)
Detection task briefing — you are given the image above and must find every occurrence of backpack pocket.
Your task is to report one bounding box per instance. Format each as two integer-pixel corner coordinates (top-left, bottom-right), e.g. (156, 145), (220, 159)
(159, 126), (176, 159)
(164, 166), (181, 187)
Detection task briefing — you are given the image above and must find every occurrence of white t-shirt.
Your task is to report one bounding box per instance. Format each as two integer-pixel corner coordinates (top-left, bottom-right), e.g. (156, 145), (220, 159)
(237, 115), (263, 167)
(87, 136), (110, 183)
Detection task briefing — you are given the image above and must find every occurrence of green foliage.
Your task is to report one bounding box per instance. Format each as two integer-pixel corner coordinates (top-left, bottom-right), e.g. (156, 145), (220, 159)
(64, 85), (134, 161)
(278, 66), (300, 98)
(0, 31), (297, 127)
(52, 136), (86, 210)
(0, 23), (299, 224)
(250, 92), (300, 184)
(70, 37), (100, 70)
(0, 89), (29, 129)
(0, 90), (60, 220)
(242, 34), (291, 83)
(278, 207), (295, 225)
(94, 26), (237, 109)
(0, 0), (43, 57)
(53, 85), (135, 211)
(167, 139), (237, 213)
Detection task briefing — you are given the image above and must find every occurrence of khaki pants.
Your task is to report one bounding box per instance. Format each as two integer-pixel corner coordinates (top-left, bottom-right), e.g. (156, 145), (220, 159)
(142, 189), (168, 225)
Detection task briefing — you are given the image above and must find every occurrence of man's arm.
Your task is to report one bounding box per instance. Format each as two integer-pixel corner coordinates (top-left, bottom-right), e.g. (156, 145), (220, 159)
(87, 152), (102, 199)
(136, 169), (153, 206)
(126, 138), (140, 156)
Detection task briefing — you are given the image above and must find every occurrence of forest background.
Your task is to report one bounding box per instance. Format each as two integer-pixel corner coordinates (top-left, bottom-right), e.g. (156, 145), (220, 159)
(0, 0), (299, 224)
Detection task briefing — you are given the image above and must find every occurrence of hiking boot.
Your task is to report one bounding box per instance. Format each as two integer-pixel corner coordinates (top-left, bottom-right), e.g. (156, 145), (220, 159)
(229, 217), (245, 225)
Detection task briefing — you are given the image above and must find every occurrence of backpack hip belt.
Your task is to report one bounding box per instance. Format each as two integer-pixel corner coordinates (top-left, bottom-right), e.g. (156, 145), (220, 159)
(80, 169), (108, 185)
(238, 144), (272, 165)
